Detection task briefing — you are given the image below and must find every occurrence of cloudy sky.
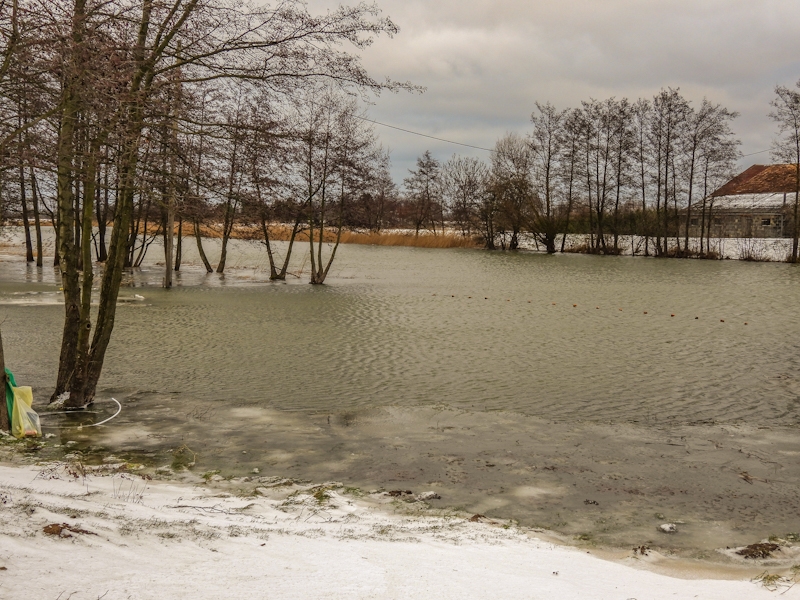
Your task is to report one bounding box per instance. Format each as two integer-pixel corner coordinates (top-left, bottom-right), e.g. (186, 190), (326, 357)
(312, 0), (800, 181)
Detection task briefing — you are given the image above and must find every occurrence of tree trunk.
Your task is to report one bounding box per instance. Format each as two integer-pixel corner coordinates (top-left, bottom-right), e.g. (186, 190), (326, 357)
(216, 230), (229, 273)
(164, 198), (174, 287)
(194, 219), (213, 273)
(67, 142), (100, 406)
(0, 324), (7, 432)
(19, 163), (33, 262)
(71, 118), (143, 406)
(51, 72), (83, 403)
(174, 216), (182, 271)
(30, 167), (42, 267)
(96, 154), (109, 262)
(260, 214), (279, 280)
(792, 163), (800, 263)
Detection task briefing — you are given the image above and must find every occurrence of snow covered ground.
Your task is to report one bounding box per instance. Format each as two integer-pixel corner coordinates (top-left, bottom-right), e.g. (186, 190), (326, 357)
(0, 463), (795, 600)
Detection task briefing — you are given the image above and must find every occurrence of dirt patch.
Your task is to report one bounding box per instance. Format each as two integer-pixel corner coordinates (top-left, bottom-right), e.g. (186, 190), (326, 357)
(737, 543), (780, 559)
(43, 523), (96, 538)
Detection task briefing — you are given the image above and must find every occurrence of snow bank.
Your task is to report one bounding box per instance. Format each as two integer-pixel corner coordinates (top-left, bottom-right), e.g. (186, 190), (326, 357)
(0, 463), (793, 599)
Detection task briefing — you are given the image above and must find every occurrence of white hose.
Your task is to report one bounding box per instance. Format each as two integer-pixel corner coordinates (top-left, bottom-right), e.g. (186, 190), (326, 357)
(83, 398), (122, 427)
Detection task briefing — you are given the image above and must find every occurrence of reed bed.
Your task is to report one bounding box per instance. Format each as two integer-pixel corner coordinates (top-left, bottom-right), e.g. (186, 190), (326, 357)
(337, 230), (480, 248)
(174, 222), (480, 249)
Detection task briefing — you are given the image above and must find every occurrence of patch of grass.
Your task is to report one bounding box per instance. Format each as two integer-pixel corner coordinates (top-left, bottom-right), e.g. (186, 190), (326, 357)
(752, 571), (790, 591)
(171, 445), (197, 471)
(201, 470), (220, 481)
(23, 439), (44, 453)
(312, 487), (330, 504)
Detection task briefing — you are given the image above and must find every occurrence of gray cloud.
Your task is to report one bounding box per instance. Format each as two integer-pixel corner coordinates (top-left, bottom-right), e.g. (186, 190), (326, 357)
(310, 0), (800, 180)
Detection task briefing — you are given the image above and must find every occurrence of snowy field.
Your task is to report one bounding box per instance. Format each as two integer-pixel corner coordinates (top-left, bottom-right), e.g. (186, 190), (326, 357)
(0, 463), (795, 600)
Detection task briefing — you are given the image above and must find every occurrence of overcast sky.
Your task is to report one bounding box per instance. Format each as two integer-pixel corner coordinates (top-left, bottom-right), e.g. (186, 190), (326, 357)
(311, 0), (800, 182)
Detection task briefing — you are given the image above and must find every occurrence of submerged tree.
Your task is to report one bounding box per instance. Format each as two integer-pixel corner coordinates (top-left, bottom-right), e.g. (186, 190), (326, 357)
(491, 132), (532, 250)
(440, 154), (487, 238)
(404, 150), (441, 236)
(528, 102), (566, 253)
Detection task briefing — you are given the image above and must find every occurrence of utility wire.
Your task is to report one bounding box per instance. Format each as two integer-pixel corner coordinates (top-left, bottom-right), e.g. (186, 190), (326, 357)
(284, 92), (496, 152)
(292, 92), (774, 159)
(356, 113), (772, 160)
(353, 115), (495, 153)
(742, 148), (770, 157)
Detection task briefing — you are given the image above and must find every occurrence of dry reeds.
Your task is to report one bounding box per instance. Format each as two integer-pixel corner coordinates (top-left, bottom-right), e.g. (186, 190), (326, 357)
(160, 222), (479, 249)
(337, 231), (479, 249)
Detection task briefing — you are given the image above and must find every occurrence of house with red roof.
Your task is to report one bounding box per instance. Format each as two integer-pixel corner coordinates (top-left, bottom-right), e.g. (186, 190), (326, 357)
(688, 164), (798, 238)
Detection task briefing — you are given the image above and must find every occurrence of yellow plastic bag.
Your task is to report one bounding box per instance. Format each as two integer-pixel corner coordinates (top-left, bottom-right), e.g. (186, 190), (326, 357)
(11, 386), (41, 438)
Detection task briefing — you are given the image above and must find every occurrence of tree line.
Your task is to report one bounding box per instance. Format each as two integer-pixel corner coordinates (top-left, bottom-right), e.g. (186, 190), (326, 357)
(405, 90), (741, 256)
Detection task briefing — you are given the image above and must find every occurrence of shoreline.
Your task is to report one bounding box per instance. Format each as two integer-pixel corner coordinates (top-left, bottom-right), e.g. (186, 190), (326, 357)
(0, 459), (796, 599)
(1, 224), (796, 261)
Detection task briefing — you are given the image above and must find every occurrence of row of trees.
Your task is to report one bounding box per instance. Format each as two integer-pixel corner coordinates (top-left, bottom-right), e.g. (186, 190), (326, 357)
(403, 89), (742, 256)
(13, 82), (800, 276)
(0, 0), (412, 421)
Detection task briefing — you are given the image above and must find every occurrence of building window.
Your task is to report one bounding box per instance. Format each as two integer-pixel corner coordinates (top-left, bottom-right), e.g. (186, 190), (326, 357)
(690, 218), (698, 226)
(762, 218), (772, 226)
(713, 218), (722, 225)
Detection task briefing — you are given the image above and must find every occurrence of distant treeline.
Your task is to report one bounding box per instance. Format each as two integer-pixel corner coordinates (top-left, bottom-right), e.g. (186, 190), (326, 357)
(1, 84), (741, 266)
(403, 91), (740, 257)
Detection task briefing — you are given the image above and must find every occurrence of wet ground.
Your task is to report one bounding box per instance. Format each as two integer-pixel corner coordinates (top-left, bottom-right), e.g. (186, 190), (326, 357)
(34, 398), (800, 560)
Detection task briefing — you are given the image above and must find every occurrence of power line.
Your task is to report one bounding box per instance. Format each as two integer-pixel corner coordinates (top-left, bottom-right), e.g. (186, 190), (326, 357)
(358, 114), (774, 161)
(287, 93), (496, 153)
(293, 93), (775, 159)
(353, 115), (495, 153)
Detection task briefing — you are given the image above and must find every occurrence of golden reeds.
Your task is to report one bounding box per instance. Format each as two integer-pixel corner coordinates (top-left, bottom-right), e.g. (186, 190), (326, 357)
(184, 223), (480, 249)
(337, 230), (480, 249)
(95, 220), (482, 250)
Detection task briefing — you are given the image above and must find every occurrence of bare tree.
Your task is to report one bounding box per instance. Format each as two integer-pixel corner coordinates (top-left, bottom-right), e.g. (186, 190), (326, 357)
(404, 150), (441, 236)
(770, 83), (800, 263)
(681, 100), (739, 254)
(440, 154), (486, 237)
(491, 132), (531, 250)
(529, 102), (566, 253)
(650, 89), (689, 255)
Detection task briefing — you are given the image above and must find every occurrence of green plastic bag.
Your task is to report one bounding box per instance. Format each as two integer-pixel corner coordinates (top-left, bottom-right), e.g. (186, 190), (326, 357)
(5, 368), (16, 423)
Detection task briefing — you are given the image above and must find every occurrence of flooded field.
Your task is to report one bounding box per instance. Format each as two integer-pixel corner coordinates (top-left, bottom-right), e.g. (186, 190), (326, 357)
(2, 231), (800, 559)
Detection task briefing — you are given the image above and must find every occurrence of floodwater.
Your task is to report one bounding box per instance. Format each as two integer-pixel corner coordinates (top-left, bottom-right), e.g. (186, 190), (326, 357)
(2, 230), (800, 560)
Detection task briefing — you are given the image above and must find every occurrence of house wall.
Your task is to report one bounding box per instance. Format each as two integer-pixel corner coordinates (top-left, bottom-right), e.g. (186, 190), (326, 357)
(685, 210), (792, 238)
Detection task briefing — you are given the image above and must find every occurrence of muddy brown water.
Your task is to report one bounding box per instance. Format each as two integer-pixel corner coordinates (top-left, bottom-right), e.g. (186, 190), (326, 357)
(1, 233), (800, 561)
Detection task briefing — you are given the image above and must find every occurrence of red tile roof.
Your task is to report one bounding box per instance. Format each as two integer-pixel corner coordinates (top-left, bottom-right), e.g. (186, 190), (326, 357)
(712, 164), (799, 196)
